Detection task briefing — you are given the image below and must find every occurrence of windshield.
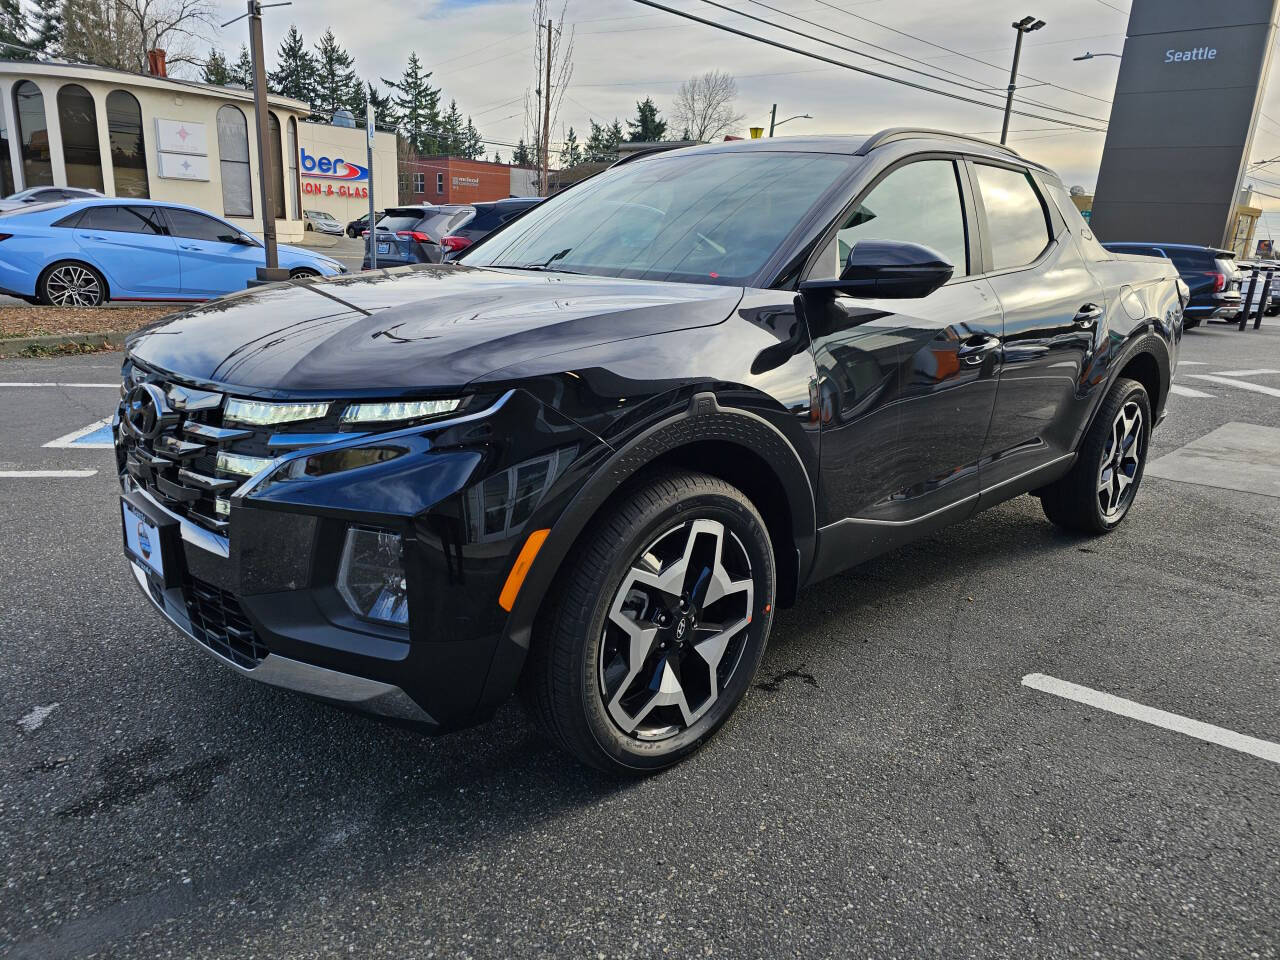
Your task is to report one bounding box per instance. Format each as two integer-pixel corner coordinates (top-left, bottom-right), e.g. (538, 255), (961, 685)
(460, 150), (857, 285)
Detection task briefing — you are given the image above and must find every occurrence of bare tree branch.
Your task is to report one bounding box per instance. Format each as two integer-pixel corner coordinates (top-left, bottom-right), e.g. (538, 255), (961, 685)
(672, 70), (746, 142)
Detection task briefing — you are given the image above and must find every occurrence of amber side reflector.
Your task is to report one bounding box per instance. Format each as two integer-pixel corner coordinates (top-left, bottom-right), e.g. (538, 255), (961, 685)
(498, 528), (551, 611)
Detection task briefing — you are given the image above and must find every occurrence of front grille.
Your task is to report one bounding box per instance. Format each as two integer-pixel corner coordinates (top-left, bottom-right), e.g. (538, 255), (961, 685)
(184, 576), (268, 668)
(117, 364), (352, 536)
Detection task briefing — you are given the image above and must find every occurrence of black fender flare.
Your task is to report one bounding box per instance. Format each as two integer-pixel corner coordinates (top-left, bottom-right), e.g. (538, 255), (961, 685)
(474, 391), (817, 715)
(1087, 325), (1173, 437)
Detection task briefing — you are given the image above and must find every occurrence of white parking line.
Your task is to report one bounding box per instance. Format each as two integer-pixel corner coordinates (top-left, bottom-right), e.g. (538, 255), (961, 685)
(1169, 384), (1215, 398)
(43, 418), (113, 449)
(1189, 374), (1280, 398)
(1211, 369), (1279, 378)
(0, 382), (117, 388)
(1022, 673), (1280, 766)
(0, 470), (97, 478)
(1177, 361), (1207, 366)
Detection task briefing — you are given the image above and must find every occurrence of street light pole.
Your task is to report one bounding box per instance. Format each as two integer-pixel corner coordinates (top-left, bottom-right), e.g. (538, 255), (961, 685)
(223, 0), (292, 282)
(768, 106), (812, 137)
(1001, 15), (1046, 145)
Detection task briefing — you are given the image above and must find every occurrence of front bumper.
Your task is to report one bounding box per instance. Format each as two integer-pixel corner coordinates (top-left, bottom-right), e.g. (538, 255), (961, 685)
(116, 382), (609, 731)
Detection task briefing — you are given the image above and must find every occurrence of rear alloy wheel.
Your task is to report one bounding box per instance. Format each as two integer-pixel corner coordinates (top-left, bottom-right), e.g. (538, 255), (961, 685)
(290, 268), (320, 280)
(521, 470), (775, 773)
(1041, 376), (1151, 534)
(40, 262), (105, 306)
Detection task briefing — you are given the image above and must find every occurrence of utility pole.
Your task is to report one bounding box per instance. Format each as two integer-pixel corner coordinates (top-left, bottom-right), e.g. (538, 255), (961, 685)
(768, 103), (777, 137)
(1001, 15), (1045, 145)
(224, 0), (292, 282)
(541, 18), (553, 196)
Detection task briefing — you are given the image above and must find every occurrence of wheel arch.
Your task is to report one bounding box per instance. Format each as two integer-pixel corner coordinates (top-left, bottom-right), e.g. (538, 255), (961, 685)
(477, 392), (817, 716)
(1087, 328), (1171, 438)
(37, 258), (111, 304)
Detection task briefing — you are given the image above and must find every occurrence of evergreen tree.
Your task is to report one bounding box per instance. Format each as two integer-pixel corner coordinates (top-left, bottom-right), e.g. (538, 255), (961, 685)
(492, 150), (502, 164)
(560, 125), (582, 167)
(384, 52), (440, 154)
(269, 26), (315, 105)
(441, 99), (464, 154)
(0, 0), (30, 59)
(512, 139), (533, 166)
(29, 0), (62, 55)
(584, 119), (624, 162)
(312, 29), (360, 120)
(229, 44), (254, 89)
(462, 117), (484, 160)
(626, 97), (667, 142)
(366, 82), (396, 127)
(202, 48), (233, 86)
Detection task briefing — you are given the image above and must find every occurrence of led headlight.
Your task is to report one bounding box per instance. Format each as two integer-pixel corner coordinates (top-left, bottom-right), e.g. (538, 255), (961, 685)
(337, 527), (409, 625)
(217, 450), (274, 477)
(339, 398), (461, 425)
(224, 398), (330, 426)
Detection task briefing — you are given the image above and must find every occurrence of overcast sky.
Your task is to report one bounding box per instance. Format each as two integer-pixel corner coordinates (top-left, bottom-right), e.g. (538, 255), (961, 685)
(210, 0), (1280, 243)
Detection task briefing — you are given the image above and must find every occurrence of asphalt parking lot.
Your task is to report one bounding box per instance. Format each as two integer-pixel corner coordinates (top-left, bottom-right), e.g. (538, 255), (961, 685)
(2, 323), (1278, 958)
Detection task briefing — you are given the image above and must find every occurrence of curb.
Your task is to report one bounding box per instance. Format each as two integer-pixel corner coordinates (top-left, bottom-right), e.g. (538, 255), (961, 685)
(0, 329), (133, 355)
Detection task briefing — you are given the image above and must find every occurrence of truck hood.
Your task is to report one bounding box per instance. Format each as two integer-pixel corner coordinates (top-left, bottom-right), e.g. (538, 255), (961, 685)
(126, 264), (744, 396)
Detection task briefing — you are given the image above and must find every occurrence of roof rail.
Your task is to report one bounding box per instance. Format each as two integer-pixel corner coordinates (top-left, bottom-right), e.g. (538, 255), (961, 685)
(855, 127), (1022, 158)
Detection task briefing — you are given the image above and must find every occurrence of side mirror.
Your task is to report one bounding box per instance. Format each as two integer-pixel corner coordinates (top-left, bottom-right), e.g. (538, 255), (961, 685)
(801, 239), (953, 299)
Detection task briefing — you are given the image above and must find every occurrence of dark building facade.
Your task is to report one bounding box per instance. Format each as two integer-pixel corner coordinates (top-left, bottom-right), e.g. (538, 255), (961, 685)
(1090, 0), (1280, 247)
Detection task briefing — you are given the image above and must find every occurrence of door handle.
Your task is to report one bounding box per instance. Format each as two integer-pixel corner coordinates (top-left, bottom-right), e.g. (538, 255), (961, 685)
(1074, 303), (1103, 328)
(179, 244), (203, 251)
(957, 335), (1002, 365)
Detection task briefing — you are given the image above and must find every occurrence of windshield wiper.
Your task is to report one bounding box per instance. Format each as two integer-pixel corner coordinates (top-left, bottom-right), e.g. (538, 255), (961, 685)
(505, 247), (580, 273)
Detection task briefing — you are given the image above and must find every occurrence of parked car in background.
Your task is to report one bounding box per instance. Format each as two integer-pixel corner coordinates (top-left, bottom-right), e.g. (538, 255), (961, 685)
(445, 197), (544, 254)
(1235, 259), (1280, 316)
(346, 210), (384, 238)
(303, 209), (344, 236)
(1102, 242), (1240, 327)
(115, 130), (1182, 773)
(361, 204), (476, 269)
(0, 185), (103, 211)
(0, 198), (345, 305)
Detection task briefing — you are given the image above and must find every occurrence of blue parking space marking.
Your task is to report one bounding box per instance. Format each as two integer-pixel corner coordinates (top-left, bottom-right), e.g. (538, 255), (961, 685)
(44, 418), (114, 449)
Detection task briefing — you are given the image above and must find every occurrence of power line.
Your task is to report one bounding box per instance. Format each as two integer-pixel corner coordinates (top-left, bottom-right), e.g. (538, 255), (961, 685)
(1089, 0), (1130, 15)
(687, 0), (1109, 127)
(737, 0), (1111, 122)
(802, 0), (1115, 106)
(629, 0), (1107, 133)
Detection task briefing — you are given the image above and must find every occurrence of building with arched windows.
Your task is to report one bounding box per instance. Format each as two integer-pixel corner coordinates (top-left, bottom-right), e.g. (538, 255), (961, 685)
(0, 60), (398, 242)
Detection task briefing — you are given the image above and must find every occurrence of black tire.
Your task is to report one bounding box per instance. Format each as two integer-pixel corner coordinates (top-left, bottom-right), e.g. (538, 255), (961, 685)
(289, 268), (320, 280)
(1184, 317), (1200, 329)
(38, 260), (107, 306)
(520, 469), (776, 774)
(1041, 376), (1151, 535)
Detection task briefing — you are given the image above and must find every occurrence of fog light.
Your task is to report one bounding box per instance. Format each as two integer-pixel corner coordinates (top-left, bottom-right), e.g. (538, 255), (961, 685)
(337, 527), (409, 625)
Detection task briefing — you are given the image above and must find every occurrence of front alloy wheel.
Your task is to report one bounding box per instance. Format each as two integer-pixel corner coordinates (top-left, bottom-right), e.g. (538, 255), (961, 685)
(42, 263), (104, 306)
(521, 469), (775, 773)
(600, 519), (754, 741)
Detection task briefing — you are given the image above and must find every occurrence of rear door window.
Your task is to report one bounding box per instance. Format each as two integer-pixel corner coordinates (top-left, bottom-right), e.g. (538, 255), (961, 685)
(76, 205), (165, 234)
(974, 163), (1052, 270)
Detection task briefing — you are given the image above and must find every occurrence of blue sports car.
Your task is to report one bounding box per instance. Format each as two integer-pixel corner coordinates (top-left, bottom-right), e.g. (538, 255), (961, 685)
(0, 198), (346, 306)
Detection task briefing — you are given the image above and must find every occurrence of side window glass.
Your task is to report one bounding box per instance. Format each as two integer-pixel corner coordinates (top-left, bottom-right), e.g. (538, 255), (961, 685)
(78, 205), (162, 234)
(816, 159), (969, 280)
(974, 164), (1052, 270)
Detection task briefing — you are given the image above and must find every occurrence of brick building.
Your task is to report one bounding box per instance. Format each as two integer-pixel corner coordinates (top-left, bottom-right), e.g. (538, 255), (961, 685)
(399, 155), (538, 204)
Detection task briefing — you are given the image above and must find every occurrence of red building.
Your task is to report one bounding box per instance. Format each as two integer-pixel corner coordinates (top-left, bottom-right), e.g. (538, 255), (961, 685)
(399, 155), (539, 204)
